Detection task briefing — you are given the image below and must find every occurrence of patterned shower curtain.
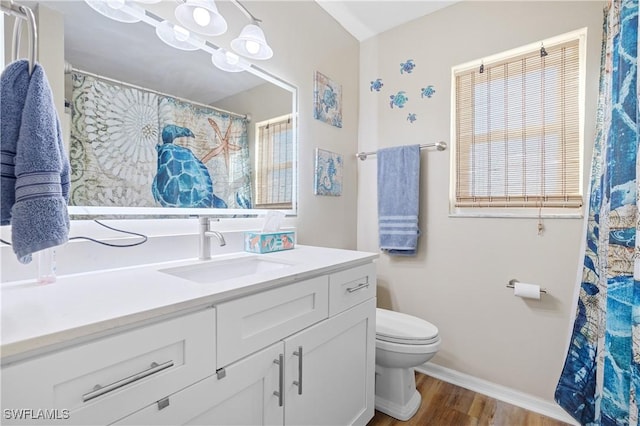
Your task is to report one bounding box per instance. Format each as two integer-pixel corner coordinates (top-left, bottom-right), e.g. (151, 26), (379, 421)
(555, 1), (638, 425)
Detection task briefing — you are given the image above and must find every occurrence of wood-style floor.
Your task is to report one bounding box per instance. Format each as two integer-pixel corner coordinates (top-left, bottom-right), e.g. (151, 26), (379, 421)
(367, 373), (571, 426)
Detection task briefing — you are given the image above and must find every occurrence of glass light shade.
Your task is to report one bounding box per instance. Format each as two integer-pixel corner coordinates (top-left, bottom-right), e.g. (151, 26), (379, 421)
(106, 0), (125, 9)
(211, 49), (250, 73)
(155, 20), (205, 51)
(175, 0), (227, 36)
(84, 0), (145, 23)
(132, 0), (161, 3)
(231, 23), (273, 60)
(192, 7), (211, 26)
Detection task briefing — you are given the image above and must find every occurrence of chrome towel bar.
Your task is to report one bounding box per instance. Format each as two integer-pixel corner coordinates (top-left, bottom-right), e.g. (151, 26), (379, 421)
(356, 141), (447, 161)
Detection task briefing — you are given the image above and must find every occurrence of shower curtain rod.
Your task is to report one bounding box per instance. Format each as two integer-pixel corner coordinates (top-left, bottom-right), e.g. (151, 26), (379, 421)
(355, 141), (447, 161)
(64, 63), (249, 121)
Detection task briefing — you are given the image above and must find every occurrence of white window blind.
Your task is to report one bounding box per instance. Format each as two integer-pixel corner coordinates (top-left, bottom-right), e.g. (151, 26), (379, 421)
(453, 36), (582, 209)
(255, 115), (293, 209)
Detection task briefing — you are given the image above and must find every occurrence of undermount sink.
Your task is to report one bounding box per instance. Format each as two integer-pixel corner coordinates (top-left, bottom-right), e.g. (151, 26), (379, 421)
(160, 256), (294, 284)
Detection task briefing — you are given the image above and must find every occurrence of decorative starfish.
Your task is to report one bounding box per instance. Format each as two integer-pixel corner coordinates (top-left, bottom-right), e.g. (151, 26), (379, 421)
(201, 118), (241, 167)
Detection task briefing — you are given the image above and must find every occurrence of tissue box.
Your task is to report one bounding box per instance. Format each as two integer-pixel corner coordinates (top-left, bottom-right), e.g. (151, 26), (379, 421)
(244, 231), (295, 254)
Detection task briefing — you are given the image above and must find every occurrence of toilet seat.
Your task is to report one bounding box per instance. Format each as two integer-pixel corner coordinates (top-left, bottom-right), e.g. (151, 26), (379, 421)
(376, 308), (439, 345)
(377, 334), (440, 345)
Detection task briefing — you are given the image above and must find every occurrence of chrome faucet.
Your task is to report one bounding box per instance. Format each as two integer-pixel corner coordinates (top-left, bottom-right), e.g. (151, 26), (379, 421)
(199, 217), (226, 260)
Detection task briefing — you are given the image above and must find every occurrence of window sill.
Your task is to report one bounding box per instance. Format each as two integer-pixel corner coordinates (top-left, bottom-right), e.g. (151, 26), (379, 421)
(449, 207), (584, 219)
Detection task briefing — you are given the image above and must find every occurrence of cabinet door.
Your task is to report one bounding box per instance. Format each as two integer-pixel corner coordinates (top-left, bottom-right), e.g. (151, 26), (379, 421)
(113, 342), (285, 426)
(284, 298), (375, 426)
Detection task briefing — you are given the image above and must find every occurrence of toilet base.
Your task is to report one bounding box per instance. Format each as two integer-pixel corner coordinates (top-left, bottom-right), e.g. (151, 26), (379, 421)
(374, 365), (422, 421)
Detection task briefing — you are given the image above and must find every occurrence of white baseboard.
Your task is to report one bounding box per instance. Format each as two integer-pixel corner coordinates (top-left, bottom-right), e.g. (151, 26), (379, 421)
(415, 363), (578, 425)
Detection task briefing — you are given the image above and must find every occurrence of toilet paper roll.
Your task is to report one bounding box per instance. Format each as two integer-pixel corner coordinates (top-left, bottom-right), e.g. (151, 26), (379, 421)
(514, 282), (541, 300)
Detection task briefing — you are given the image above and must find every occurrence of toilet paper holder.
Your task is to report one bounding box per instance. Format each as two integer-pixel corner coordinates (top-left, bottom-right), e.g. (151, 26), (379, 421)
(507, 279), (547, 294)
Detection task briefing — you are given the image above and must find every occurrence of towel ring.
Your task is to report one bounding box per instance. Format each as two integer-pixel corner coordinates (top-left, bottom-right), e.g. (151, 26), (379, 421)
(1, 0), (38, 75)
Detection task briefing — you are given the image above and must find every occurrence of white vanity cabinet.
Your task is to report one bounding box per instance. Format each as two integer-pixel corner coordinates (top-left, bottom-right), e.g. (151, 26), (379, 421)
(1, 258), (376, 426)
(117, 262), (376, 426)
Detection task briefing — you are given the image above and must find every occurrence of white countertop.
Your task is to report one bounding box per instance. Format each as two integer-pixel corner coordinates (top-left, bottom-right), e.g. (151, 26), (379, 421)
(1, 245), (377, 362)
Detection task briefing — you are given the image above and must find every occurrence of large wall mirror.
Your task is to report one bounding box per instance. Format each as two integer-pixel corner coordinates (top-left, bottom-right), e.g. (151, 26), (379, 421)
(27, 0), (297, 217)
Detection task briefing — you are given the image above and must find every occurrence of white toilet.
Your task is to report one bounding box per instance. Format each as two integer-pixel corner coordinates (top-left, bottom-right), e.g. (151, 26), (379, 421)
(375, 308), (441, 421)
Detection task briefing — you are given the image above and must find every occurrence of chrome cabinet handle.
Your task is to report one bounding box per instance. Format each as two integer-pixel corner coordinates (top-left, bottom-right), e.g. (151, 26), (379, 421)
(346, 279), (369, 293)
(293, 346), (303, 395)
(273, 354), (284, 407)
(82, 360), (174, 402)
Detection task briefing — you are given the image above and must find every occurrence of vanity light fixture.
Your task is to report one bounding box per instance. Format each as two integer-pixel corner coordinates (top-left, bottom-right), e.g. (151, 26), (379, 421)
(211, 48), (250, 72)
(175, 0), (227, 36)
(84, 0), (272, 73)
(155, 20), (205, 51)
(84, 0), (145, 23)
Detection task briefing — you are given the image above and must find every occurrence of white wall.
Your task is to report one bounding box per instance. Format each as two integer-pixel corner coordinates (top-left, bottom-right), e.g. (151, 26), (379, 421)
(255, 0), (360, 249)
(357, 1), (603, 402)
(1, 1), (360, 279)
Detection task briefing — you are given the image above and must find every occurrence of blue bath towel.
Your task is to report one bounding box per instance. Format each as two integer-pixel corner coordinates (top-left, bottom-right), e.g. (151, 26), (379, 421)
(1, 60), (29, 225)
(0, 60), (70, 264)
(377, 145), (421, 256)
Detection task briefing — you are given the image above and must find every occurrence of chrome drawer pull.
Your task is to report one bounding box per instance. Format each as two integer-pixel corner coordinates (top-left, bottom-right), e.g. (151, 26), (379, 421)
(346, 280), (369, 293)
(157, 397), (170, 410)
(82, 360), (174, 402)
(273, 354), (284, 407)
(293, 346), (303, 395)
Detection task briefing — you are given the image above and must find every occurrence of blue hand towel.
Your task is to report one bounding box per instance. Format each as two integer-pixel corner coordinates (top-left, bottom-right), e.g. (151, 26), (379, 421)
(1, 60), (30, 225)
(0, 60), (70, 264)
(377, 145), (421, 256)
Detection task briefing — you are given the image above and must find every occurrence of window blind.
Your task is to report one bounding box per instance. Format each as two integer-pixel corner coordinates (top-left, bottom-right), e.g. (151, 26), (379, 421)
(454, 38), (582, 208)
(255, 116), (293, 209)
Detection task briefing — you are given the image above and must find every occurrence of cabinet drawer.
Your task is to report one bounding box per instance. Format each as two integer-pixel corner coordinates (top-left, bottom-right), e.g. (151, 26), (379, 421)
(113, 342), (284, 425)
(1, 308), (215, 425)
(216, 276), (328, 367)
(329, 263), (376, 316)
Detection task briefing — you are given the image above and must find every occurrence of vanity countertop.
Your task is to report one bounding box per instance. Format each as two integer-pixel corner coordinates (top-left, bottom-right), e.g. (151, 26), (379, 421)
(1, 245), (377, 363)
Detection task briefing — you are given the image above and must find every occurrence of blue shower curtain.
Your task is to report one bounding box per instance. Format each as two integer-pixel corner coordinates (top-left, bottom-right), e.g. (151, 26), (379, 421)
(555, 1), (638, 425)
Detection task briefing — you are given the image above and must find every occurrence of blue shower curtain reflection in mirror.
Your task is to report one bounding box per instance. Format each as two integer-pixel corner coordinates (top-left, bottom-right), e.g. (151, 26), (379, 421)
(68, 71), (252, 210)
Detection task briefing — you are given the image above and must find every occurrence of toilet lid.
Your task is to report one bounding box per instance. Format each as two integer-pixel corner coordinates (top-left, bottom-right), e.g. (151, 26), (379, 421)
(376, 308), (439, 345)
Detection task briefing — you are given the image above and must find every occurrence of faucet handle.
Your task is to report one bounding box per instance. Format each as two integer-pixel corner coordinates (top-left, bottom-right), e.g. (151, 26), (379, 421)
(198, 216), (220, 229)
